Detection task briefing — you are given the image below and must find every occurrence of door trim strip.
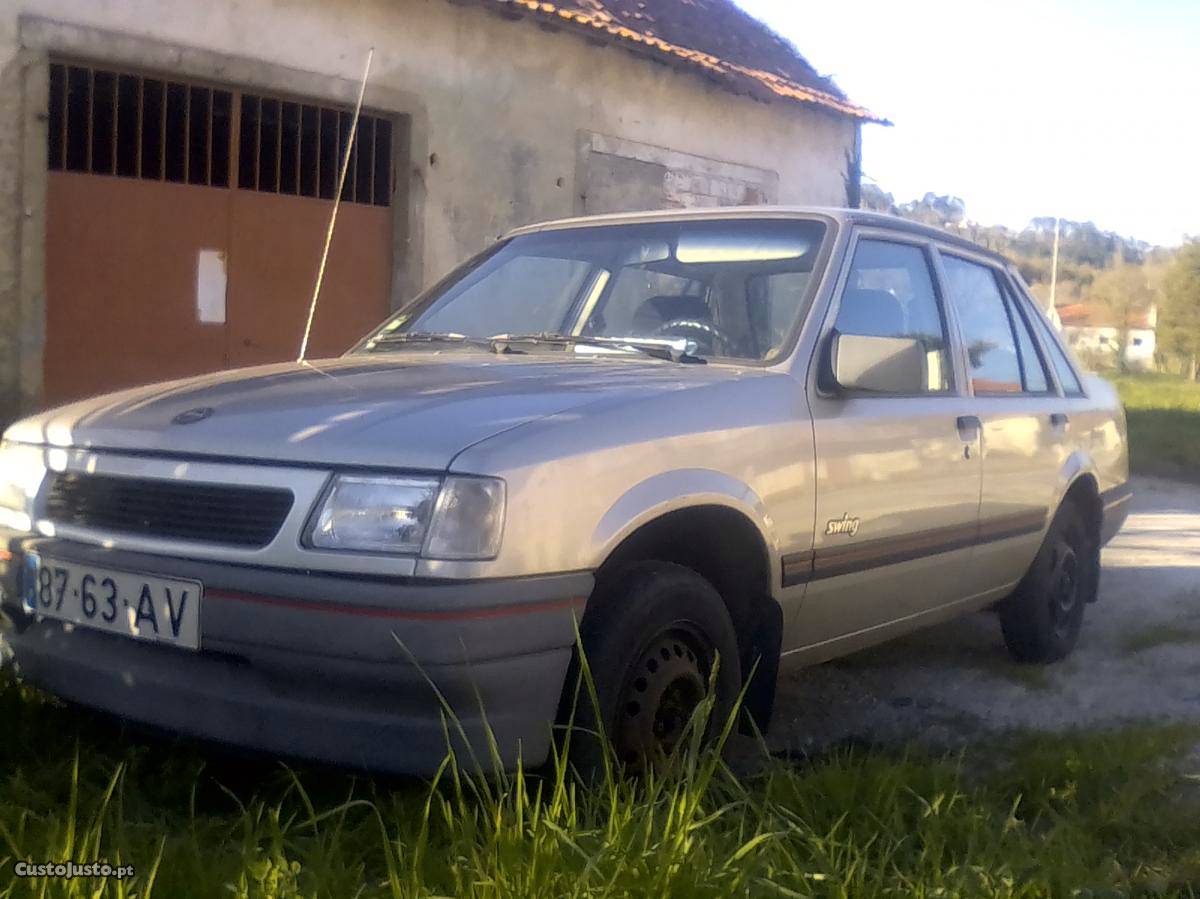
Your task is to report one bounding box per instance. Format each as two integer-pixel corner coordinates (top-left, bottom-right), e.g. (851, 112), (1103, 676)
(976, 508), (1050, 544)
(781, 507), (1048, 587)
(781, 549), (815, 587)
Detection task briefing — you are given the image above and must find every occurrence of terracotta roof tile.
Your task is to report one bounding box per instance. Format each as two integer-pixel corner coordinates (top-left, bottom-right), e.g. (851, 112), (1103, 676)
(467, 0), (884, 121)
(1056, 303), (1156, 329)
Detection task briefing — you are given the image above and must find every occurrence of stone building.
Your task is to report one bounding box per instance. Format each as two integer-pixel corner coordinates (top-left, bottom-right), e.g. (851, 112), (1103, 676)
(0, 0), (876, 418)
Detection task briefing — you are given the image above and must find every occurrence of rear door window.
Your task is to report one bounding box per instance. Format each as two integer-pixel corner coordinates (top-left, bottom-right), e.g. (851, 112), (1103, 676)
(998, 279), (1051, 393)
(940, 255), (1023, 394)
(1029, 305), (1086, 396)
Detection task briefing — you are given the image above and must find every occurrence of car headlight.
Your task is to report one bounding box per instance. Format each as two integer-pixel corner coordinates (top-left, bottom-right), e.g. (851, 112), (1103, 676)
(0, 440), (46, 532)
(425, 476), (506, 560)
(310, 475), (439, 554)
(309, 474), (505, 559)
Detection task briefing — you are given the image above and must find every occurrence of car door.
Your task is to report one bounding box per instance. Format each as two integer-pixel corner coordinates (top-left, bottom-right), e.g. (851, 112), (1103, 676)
(936, 249), (1066, 591)
(788, 233), (985, 657)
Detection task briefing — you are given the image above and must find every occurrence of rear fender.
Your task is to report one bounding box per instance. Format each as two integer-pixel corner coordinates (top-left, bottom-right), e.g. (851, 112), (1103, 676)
(1055, 449), (1099, 513)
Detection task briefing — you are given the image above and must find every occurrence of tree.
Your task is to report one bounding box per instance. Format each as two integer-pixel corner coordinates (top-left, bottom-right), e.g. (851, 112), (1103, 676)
(860, 183), (896, 214)
(1087, 264), (1157, 371)
(898, 192), (966, 228)
(860, 184), (1164, 328)
(1160, 240), (1200, 379)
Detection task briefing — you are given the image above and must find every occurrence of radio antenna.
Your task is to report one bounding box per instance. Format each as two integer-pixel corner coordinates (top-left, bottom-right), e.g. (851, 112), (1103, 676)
(298, 47), (374, 362)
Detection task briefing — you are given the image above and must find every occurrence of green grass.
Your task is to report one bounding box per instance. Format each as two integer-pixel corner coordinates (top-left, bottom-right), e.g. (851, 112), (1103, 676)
(1122, 623), (1200, 655)
(987, 660), (1055, 691)
(2, 672), (1200, 898)
(1111, 372), (1200, 480)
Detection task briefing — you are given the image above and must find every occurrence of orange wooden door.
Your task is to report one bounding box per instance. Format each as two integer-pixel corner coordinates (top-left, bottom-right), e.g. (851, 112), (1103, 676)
(225, 191), (392, 368)
(42, 62), (395, 408)
(44, 173), (231, 405)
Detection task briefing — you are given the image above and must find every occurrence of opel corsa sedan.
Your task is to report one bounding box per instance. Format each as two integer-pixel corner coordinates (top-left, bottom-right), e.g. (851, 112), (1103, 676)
(0, 208), (1131, 773)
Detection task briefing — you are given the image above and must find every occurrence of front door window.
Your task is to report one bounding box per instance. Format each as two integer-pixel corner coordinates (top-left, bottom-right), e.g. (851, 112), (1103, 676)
(833, 239), (953, 393)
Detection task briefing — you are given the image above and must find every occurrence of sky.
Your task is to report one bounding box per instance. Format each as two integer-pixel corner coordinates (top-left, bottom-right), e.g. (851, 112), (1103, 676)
(734, 0), (1199, 247)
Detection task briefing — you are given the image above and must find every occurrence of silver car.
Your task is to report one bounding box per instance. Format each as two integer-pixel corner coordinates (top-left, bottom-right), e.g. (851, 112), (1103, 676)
(0, 208), (1131, 773)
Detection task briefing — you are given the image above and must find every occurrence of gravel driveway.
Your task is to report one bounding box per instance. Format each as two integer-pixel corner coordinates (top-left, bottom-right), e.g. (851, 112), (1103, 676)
(767, 475), (1200, 755)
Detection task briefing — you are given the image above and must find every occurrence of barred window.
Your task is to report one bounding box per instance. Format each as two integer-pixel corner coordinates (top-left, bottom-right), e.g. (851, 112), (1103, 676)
(237, 93), (391, 206)
(49, 62), (233, 187)
(48, 62), (393, 207)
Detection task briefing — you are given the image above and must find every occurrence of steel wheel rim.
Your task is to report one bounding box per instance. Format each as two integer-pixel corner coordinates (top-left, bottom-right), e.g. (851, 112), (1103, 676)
(1048, 540), (1080, 639)
(614, 626), (709, 768)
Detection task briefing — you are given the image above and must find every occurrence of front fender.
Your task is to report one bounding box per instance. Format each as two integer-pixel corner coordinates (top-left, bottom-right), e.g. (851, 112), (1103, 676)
(591, 469), (780, 587)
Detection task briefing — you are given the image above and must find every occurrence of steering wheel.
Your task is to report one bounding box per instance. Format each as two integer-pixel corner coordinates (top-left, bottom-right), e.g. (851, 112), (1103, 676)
(653, 319), (733, 356)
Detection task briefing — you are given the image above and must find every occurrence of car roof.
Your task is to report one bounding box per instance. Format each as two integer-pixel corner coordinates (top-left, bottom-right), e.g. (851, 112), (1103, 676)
(505, 206), (1013, 267)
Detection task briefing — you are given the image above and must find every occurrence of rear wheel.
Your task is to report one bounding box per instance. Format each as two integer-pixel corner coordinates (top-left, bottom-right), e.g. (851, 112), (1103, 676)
(999, 500), (1096, 663)
(561, 561), (741, 775)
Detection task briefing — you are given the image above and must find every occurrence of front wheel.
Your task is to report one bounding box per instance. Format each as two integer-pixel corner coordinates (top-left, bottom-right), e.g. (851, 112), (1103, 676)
(999, 500), (1097, 663)
(561, 561), (741, 774)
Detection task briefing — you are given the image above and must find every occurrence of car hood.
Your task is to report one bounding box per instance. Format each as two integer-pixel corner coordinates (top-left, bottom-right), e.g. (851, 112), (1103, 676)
(6, 353), (763, 470)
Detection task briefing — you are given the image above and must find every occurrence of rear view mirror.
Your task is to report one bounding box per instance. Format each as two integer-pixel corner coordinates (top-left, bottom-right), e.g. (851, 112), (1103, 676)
(828, 331), (926, 394)
(675, 231), (810, 264)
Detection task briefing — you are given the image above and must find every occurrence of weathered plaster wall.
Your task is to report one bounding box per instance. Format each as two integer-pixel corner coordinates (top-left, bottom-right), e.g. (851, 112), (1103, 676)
(0, 9), (22, 424)
(0, 0), (857, 420)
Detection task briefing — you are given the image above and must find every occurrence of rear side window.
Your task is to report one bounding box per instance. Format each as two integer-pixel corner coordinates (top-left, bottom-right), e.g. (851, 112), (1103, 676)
(941, 255), (1023, 394)
(832, 239), (952, 393)
(999, 279), (1051, 393)
(1029, 305), (1085, 396)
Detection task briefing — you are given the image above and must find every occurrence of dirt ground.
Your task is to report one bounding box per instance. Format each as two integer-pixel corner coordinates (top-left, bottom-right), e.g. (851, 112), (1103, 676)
(767, 475), (1200, 755)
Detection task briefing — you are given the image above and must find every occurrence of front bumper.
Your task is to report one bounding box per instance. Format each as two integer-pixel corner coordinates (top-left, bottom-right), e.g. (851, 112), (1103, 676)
(0, 535), (592, 775)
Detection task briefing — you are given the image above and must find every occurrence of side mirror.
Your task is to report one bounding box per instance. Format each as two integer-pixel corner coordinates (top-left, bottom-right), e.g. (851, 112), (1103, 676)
(827, 331), (926, 394)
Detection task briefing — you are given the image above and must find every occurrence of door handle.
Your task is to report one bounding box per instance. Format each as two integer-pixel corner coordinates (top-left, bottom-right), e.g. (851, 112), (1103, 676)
(1050, 413), (1069, 428)
(956, 415), (981, 460)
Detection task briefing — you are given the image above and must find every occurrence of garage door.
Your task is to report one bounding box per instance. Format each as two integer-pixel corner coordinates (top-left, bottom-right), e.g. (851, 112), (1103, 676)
(43, 62), (396, 406)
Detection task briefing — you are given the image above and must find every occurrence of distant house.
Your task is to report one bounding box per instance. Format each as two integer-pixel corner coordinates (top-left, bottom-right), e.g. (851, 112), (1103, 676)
(1057, 302), (1157, 370)
(0, 0), (881, 420)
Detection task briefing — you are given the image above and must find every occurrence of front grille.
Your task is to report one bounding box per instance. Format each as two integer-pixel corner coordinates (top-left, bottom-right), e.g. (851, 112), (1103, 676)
(44, 472), (294, 548)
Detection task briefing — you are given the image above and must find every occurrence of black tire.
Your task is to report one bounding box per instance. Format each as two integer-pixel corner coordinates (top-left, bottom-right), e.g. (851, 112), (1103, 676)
(999, 500), (1097, 663)
(560, 561), (741, 775)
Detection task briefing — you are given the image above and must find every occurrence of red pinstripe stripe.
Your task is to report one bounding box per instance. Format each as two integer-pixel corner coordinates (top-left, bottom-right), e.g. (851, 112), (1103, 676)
(208, 589), (586, 621)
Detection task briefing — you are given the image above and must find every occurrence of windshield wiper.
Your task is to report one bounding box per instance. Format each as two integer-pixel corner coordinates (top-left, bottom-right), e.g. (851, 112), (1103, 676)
(363, 331), (494, 351)
(489, 333), (705, 363)
(365, 330), (706, 363)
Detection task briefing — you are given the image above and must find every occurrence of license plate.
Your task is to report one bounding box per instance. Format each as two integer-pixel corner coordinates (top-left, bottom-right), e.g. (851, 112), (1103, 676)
(23, 554), (202, 650)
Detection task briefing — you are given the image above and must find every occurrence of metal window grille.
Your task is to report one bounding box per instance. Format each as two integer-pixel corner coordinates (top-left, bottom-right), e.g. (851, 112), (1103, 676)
(49, 62), (233, 187)
(48, 62), (393, 207)
(238, 92), (392, 206)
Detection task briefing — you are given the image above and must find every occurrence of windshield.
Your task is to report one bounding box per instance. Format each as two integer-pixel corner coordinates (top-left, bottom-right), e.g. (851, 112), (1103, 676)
(357, 218), (828, 362)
